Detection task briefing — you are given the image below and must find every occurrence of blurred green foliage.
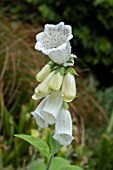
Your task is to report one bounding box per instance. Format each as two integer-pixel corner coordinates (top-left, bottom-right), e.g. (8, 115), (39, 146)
(0, 0), (113, 169)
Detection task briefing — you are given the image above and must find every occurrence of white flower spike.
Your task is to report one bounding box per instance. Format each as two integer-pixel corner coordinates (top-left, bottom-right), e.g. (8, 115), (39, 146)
(31, 97), (49, 128)
(53, 107), (74, 146)
(42, 91), (63, 125)
(35, 22), (73, 64)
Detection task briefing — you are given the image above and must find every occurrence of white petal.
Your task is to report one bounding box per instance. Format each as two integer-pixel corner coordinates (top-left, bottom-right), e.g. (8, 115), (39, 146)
(31, 97), (49, 128)
(53, 134), (74, 146)
(43, 42), (71, 64)
(53, 107), (74, 146)
(56, 22), (64, 29)
(32, 93), (47, 100)
(35, 41), (45, 51)
(42, 91), (63, 125)
(35, 32), (51, 50)
(31, 111), (48, 128)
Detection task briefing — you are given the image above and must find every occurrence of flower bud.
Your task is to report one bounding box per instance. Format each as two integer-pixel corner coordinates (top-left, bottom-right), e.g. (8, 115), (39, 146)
(61, 72), (76, 102)
(49, 72), (63, 91)
(53, 107), (74, 146)
(36, 64), (51, 82)
(38, 71), (55, 94)
(32, 91), (49, 101)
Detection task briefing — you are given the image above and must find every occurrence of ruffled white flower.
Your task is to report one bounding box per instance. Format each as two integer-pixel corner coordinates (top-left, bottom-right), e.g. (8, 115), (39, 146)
(62, 72), (76, 102)
(53, 107), (74, 146)
(31, 97), (49, 128)
(35, 22), (73, 64)
(42, 91), (63, 125)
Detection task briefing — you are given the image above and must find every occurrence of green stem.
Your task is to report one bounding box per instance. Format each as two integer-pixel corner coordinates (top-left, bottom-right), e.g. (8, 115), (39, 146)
(46, 155), (53, 170)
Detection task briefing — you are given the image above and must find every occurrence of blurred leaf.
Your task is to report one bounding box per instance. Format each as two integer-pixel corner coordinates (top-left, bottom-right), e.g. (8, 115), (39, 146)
(14, 134), (50, 158)
(18, 156), (70, 170)
(0, 149), (3, 170)
(49, 135), (63, 155)
(60, 165), (84, 170)
(27, 159), (45, 170)
(106, 110), (113, 134)
(97, 134), (113, 170)
(49, 157), (70, 170)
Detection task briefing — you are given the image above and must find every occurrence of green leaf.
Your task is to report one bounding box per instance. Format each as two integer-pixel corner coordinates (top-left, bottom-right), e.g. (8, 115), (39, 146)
(0, 149), (3, 170)
(14, 134), (50, 158)
(49, 136), (63, 155)
(50, 157), (70, 170)
(28, 159), (45, 170)
(18, 157), (70, 170)
(60, 165), (84, 170)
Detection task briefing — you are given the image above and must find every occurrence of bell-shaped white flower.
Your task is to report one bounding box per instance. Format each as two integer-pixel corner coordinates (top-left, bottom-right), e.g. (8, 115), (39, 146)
(53, 107), (74, 146)
(31, 97), (49, 128)
(35, 22), (73, 64)
(62, 72), (76, 102)
(36, 71), (55, 95)
(42, 91), (63, 125)
(49, 72), (63, 91)
(36, 64), (51, 82)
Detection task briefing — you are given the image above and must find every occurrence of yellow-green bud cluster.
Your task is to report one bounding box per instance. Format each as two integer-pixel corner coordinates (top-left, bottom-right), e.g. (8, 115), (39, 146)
(32, 62), (77, 103)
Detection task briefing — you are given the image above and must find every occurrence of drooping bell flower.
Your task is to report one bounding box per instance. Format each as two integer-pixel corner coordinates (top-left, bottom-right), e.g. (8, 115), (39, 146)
(31, 97), (49, 128)
(35, 22), (73, 64)
(62, 72), (76, 102)
(42, 91), (63, 125)
(53, 107), (74, 146)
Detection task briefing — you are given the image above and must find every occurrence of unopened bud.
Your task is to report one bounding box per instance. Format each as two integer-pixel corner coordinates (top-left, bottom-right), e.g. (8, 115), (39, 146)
(36, 64), (51, 82)
(49, 72), (63, 91)
(62, 72), (76, 102)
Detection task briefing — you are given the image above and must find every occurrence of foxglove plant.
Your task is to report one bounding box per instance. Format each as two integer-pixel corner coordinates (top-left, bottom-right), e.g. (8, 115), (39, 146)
(15, 22), (82, 170)
(32, 22), (77, 147)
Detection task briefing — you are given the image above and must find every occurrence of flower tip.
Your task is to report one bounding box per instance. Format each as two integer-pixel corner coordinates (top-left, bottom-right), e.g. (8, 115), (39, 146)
(32, 94), (37, 100)
(53, 133), (74, 146)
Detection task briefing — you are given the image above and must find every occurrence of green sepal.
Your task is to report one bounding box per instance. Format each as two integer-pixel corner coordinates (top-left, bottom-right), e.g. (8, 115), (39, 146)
(48, 61), (55, 69)
(57, 67), (65, 75)
(66, 67), (78, 76)
(63, 101), (69, 110)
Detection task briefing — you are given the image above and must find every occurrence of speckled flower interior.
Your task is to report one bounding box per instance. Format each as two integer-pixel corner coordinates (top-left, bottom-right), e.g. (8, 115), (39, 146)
(35, 22), (73, 64)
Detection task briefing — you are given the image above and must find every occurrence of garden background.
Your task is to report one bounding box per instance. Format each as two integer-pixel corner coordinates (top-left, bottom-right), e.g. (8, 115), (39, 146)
(0, 0), (113, 169)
